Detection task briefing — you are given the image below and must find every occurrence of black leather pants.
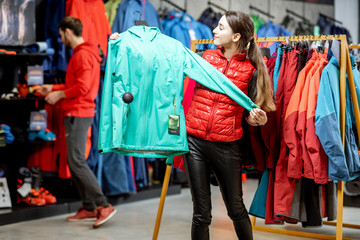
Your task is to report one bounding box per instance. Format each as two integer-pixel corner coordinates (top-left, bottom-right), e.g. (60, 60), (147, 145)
(183, 135), (253, 240)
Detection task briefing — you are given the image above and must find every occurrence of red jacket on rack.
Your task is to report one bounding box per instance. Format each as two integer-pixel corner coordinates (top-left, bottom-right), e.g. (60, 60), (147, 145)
(186, 48), (256, 142)
(66, 0), (111, 57)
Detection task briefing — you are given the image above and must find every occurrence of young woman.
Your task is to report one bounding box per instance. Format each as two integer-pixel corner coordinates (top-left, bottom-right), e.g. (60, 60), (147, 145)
(184, 11), (275, 240)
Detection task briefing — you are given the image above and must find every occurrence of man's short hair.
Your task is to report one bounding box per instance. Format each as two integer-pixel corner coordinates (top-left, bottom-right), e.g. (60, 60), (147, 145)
(58, 16), (83, 37)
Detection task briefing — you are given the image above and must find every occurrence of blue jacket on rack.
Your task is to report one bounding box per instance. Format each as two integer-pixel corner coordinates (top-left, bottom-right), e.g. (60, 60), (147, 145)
(257, 21), (293, 55)
(315, 55), (360, 181)
(162, 11), (214, 49)
(112, 0), (162, 33)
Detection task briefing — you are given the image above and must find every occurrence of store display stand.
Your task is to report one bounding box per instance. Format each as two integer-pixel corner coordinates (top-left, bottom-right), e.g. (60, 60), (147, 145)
(153, 165), (172, 240)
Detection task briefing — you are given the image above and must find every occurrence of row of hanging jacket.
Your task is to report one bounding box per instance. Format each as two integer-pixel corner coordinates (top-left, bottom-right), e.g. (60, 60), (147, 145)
(256, 22), (293, 55)
(110, 0), (162, 33)
(161, 10), (214, 49)
(249, 39), (360, 226)
(198, 7), (222, 31)
(281, 15), (314, 37)
(317, 14), (352, 44)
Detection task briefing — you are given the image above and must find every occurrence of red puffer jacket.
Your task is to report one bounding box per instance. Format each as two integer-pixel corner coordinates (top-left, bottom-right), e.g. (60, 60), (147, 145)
(186, 48), (256, 142)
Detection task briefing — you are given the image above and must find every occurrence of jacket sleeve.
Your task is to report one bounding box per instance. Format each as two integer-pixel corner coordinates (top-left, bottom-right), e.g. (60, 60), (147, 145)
(283, 73), (303, 179)
(315, 68), (349, 181)
(305, 65), (329, 184)
(98, 40), (117, 152)
(182, 46), (258, 111)
(52, 84), (65, 91)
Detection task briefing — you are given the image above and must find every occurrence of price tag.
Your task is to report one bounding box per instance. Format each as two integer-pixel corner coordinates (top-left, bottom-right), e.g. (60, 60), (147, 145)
(168, 115), (180, 135)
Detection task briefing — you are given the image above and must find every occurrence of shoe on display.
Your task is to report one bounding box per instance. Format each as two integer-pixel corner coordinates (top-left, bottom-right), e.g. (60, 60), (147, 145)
(38, 187), (57, 204)
(93, 204), (116, 228)
(66, 206), (97, 222)
(16, 188), (46, 206)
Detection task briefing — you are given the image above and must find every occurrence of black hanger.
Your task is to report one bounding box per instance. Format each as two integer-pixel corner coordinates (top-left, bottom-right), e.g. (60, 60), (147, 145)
(261, 48), (271, 59)
(134, 11), (149, 27)
(208, 1), (227, 13)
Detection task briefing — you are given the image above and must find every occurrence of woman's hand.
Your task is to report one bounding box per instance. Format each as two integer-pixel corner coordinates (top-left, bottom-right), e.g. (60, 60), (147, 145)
(109, 32), (120, 40)
(246, 108), (268, 126)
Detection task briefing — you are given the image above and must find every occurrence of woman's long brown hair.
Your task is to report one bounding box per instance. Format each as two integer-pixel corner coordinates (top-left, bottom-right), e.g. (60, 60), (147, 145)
(225, 11), (276, 112)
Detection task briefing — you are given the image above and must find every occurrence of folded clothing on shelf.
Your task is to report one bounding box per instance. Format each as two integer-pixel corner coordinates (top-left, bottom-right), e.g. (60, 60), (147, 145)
(28, 129), (56, 141)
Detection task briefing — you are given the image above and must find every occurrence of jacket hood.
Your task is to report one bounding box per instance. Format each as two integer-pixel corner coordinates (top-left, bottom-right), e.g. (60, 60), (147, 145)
(73, 42), (102, 63)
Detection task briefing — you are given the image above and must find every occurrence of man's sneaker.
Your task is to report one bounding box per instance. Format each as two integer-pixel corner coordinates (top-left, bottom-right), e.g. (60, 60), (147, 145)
(93, 204), (116, 228)
(66, 206), (97, 221)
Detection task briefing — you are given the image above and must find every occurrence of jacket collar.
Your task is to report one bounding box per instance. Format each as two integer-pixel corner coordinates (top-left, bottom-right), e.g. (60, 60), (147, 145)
(216, 46), (247, 61)
(128, 26), (160, 42)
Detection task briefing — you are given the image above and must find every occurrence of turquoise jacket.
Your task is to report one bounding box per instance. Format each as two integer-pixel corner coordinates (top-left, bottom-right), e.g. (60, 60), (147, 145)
(99, 26), (258, 159)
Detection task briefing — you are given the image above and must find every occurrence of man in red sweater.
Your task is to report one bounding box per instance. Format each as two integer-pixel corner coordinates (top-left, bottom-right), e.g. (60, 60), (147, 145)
(38, 16), (115, 228)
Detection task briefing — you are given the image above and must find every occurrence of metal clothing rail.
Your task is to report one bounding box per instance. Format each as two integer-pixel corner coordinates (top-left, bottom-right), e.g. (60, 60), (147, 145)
(320, 12), (343, 25)
(249, 5), (275, 19)
(286, 8), (312, 24)
(161, 0), (186, 13)
(189, 36), (360, 240)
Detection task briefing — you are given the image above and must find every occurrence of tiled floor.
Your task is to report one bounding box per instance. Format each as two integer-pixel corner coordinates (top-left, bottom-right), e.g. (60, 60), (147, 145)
(0, 179), (359, 240)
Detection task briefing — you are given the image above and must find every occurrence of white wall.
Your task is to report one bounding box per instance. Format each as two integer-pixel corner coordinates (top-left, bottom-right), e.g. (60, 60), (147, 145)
(334, 0), (358, 44)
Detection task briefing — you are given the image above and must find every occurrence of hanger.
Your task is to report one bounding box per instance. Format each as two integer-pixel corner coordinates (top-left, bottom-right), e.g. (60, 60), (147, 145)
(323, 35), (331, 50)
(261, 48), (271, 59)
(208, 1), (227, 13)
(134, 11), (149, 29)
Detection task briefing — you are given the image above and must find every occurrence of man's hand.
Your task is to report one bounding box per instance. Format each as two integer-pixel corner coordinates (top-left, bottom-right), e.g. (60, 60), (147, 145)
(45, 90), (65, 105)
(36, 84), (53, 96)
(109, 32), (120, 40)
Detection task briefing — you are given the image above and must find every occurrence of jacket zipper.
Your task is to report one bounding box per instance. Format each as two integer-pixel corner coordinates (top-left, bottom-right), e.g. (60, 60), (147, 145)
(143, 49), (150, 150)
(206, 59), (230, 137)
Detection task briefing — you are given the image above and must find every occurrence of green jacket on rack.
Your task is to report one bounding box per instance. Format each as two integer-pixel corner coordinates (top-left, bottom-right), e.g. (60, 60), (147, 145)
(98, 26), (258, 162)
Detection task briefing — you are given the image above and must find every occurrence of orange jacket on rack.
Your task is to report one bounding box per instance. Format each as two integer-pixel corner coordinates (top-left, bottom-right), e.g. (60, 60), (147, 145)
(186, 47), (256, 142)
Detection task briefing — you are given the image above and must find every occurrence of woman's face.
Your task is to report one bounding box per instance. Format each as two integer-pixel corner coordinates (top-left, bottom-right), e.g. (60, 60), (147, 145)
(213, 15), (238, 48)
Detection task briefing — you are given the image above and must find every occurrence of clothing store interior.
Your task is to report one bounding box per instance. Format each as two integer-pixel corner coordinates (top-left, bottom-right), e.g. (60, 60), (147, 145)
(0, 0), (360, 239)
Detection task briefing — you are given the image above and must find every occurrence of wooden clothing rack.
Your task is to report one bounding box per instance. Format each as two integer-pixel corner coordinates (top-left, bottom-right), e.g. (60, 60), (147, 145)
(189, 35), (360, 240)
